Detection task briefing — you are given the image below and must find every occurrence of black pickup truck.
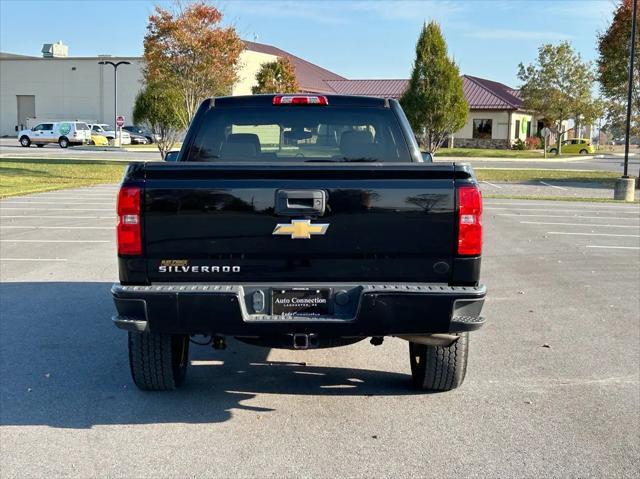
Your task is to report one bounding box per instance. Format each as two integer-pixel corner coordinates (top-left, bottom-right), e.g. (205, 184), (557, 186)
(112, 94), (486, 392)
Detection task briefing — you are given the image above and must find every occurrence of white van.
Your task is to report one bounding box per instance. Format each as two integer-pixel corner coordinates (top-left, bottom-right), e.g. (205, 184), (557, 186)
(18, 121), (91, 148)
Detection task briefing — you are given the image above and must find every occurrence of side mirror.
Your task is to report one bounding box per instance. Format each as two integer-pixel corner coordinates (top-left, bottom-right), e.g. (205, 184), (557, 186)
(421, 152), (433, 162)
(164, 151), (179, 162)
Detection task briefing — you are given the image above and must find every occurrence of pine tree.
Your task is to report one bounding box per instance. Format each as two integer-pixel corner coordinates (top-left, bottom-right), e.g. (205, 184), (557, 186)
(400, 22), (468, 153)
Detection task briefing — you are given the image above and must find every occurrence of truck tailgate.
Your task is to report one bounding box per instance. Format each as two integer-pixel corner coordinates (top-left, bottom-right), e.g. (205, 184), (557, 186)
(142, 163), (460, 283)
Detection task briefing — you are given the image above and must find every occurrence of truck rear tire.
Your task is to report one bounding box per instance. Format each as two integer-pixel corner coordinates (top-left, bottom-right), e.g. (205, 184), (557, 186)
(128, 332), (189, 391)
(409, 333), (468, 391)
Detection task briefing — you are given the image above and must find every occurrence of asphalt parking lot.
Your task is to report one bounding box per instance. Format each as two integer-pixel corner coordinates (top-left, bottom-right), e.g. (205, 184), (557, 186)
(1, 186), (639, 478)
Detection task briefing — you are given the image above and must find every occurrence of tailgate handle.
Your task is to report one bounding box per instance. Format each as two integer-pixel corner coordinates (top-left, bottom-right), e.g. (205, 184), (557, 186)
(275, 190), (326, 216)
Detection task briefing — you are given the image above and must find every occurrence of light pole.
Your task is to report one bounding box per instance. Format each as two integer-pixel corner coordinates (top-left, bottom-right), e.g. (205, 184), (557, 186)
(98, 60), (130, 147)
(614, 0), (638, 201)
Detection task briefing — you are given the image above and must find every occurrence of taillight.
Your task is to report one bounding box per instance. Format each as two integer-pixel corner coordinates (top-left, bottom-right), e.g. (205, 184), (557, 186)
(273, 95), (328, 105)
(457, 185), (482, 256)
(117, 186), (141, 255)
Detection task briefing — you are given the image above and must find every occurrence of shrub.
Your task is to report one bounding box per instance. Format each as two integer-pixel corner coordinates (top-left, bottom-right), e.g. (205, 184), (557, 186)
(525, 136), (541, 149)
(512, 138), (526, 150)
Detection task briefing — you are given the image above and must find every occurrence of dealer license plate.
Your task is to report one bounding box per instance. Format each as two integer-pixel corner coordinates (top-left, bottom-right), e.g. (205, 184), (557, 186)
(272, 288), (330, 317)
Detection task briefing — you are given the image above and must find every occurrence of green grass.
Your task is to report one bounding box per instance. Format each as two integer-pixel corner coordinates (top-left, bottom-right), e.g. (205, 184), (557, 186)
(435, 148), (578, 159)
(0, 158), (126, 198)
(476, 168), (620, 185)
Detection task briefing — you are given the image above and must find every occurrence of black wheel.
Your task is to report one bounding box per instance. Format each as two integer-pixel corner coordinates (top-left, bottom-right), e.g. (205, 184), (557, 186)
(128, 332), (190, 391)
(409, 333), (468, 391)
(19, 136), (31, 147)
(58, 137), (69, 148)
(579, 149), (588, 154)
(549, 148), (558, 154)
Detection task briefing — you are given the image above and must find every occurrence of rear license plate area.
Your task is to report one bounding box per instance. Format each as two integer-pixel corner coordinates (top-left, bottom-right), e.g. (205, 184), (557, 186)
(272, 288), (330, 317)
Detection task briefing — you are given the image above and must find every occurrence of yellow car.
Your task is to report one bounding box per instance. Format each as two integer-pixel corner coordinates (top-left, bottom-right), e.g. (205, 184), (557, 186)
(91, 134), (109, 146)
(548, 138), (594, 155)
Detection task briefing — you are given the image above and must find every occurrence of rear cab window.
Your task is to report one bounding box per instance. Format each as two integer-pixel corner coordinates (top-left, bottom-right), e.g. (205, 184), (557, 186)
(183, 99), (412, 163)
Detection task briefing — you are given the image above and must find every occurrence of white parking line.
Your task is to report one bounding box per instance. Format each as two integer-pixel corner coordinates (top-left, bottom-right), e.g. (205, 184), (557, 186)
(0, 215), (114, 219)
(2, 226), (112, 230)
(0, 207), (112, 211)
(586, 245), (640, 250)
(539, 180), (568, 191)
(0, 201), (112, 206)
(485, 202), (639, 209)
(1, 196), (114, 199)
(0, 239), (111, 243)
(487, 207), (639, 214)
(33, 193), (114, 197)
(481, 180), (502, 189)
(1, 258), (68, 262)
(27, 198), (114, 202)
(520, 221), (639, 228)
(547, 232), (640, 237)
(498, 214), (639, 220)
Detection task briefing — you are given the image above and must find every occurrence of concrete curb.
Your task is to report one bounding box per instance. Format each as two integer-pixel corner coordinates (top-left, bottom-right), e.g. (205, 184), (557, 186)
(75, 146), (157, 154)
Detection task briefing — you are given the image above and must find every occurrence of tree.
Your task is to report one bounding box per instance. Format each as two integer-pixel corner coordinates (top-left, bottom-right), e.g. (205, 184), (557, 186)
(597, 0), (639, 138)
(518, 42), (602, 154)
(252, 57), (299, 94)
(400, 22), (468, 153)
(133, 82), (182, 160)
(143, 1), (244, 129)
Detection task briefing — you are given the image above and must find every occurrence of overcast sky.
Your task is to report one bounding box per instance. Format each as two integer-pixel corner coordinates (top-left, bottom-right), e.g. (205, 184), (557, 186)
(0, 0), (617, 87)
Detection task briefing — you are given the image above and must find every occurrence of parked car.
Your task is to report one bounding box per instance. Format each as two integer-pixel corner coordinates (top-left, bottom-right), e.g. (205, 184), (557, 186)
(126, 131), (150, 145)
(90, 133), (109, 146)
(112, 94), (486, 392)
(18, 121), (91, 148)
(123, 125), (159, 143)
(88, 124), (131, 145)
(548, 138), (594, 155)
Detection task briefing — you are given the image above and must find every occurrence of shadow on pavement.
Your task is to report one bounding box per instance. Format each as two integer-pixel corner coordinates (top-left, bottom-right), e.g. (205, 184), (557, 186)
(0, 282), (417, 430)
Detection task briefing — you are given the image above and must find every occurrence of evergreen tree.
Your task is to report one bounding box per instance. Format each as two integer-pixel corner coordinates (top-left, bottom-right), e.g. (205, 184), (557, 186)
(400, 22), (468, 153)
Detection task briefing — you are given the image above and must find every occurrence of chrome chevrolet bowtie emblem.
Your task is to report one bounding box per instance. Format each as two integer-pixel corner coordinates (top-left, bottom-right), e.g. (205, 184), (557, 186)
(272, 219), (329, 239)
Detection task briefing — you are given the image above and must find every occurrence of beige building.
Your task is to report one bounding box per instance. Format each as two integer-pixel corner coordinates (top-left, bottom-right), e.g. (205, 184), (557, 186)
(0, 41), (344, 137)
(0, 51), (143, 136)
(327, 76), (548, 149)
